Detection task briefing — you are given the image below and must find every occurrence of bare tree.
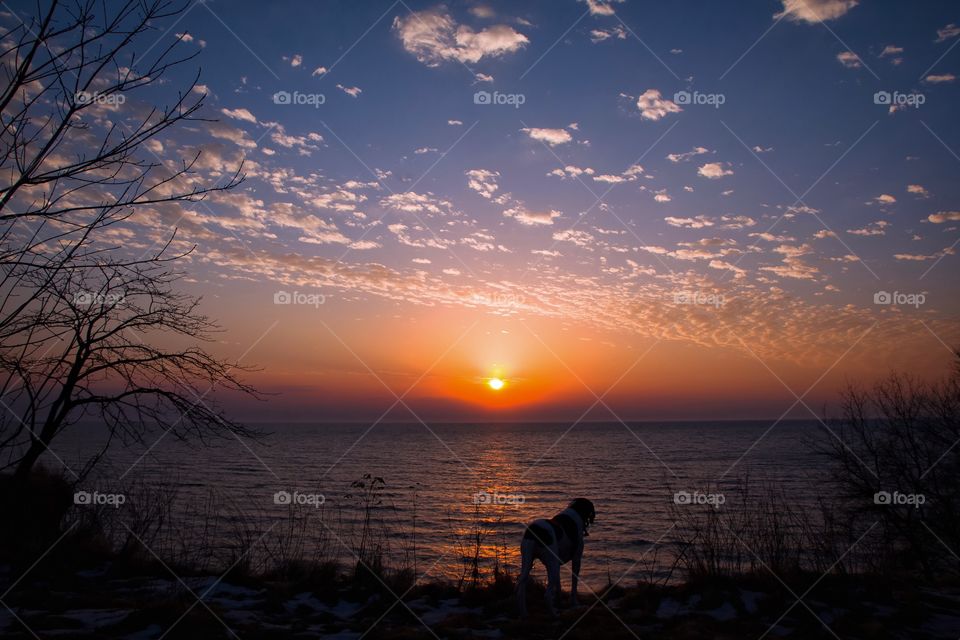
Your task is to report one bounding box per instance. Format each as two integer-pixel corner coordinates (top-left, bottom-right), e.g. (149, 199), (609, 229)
(0, 0), (255, 481)
(816, 351), (960, 578)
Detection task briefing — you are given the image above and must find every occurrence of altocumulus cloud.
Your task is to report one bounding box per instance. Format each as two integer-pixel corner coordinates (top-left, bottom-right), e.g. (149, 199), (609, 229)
(393, 7), (528, 67)
(636, 89), (681, 121)
(775, 0), (859, 23)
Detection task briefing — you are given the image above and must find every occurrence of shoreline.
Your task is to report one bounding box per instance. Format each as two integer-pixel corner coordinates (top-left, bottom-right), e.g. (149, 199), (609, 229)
(2, 553), (958, 639)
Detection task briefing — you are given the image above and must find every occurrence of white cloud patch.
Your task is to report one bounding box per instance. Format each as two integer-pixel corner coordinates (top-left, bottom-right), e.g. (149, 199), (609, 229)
(381, 191), (456, 215)
(936, 24), (960, 43)
(465, 169), (500, 199)
(393, 8), (528, 67)
(836, 51), (862, 68)
(665, 215), (713, 229)
(580, 0), (625, 16)
(590, 25), (627, 42)
(548, 165), (595, 179)
(221, 107), (257, 123)
(775, 0), (858, 24)
(847, 220), (888, 236)
(697, 162), (733, 179)
(924, 73), (956, 84)
(337, 84), (362, 97)
(636, 89), (681, 121)
(928, 211), (960, 224)
(521, 127), (573, 146)
(907, 184), (930, 198)
(667, 146), (709, 163)
(503, 206), (562, 226)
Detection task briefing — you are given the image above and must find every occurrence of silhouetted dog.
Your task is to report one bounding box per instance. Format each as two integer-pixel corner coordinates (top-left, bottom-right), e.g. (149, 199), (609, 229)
(516, 498), (596, 617)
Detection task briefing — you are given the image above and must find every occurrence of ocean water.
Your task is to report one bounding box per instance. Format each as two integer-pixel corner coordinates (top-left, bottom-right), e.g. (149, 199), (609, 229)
(49, 420), (831, 587)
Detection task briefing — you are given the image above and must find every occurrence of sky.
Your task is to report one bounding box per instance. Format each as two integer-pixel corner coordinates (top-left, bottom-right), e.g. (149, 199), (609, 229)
(10, 0), (960, 422)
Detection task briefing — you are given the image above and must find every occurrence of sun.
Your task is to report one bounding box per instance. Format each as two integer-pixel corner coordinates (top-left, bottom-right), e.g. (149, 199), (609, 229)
(487, 377), (505, 391)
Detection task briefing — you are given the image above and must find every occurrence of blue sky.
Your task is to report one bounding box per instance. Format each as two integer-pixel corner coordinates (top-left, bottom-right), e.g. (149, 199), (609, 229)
(9, 0), (959, 419)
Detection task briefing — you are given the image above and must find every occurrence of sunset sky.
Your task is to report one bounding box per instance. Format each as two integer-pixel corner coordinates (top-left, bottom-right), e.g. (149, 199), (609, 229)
(15, 0), (959, 422)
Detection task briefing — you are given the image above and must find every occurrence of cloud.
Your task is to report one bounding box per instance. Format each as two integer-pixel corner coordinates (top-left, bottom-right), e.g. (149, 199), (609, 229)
(414, 147), (438, 154)
(924, 73), (956, 84)
(552, 229), (594, 246)
(266, 124), (323, 154)
(636, 89), (681, 121)
(697, 162), (733, 179)
(895, 247), (955, 261)
(593, 174), (627, 184)
(504, 206), (561, 226)
(381, 192), (457, 216)
(907, 184), (930, 198)
(521, 127), (573, 146)
(465, 169), (500, 199)
(221, 107), (257, 123)
(392, 8), (528, 67)
(579, 0), (625, 16)
(761, 257), (819, 280)
(667, 146), (709, 162)
(474, 72), (494, 83)
(936, 24), (960, 43)
(709, 260), (746, 279)
(928, 211), (960, 224)
(448, 119), (463, 126)
(775, 0), (858, 23)
(336, 84), (362, 97)
(665, 215), (713, 229)
(836, 51), (862, 68)
(879, 45), (904, 57)
(311, 66), (328, 76)
(873, 194), (896, 204)
(720, 215), (755, 229)
(548, 165), (595, 179)
(590, 25), (627, 42)
(847, 220), (888, 236)
(284, 53), (303, 67)
(750, 232), (794, 242)
(469, 5), (495, 18)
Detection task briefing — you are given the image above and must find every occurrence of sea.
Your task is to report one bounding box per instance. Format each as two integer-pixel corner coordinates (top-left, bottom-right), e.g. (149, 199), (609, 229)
(47, 420), (833, 588)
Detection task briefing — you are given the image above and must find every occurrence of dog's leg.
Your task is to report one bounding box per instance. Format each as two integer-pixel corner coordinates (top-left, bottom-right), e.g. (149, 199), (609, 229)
(516, 540), (535, 618)
(544, 557), (561, 617)
(570, 550), (582, 606)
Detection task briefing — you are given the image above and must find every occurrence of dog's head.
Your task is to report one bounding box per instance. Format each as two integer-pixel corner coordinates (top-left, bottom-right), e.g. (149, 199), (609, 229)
(568, 498), (596, 535)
